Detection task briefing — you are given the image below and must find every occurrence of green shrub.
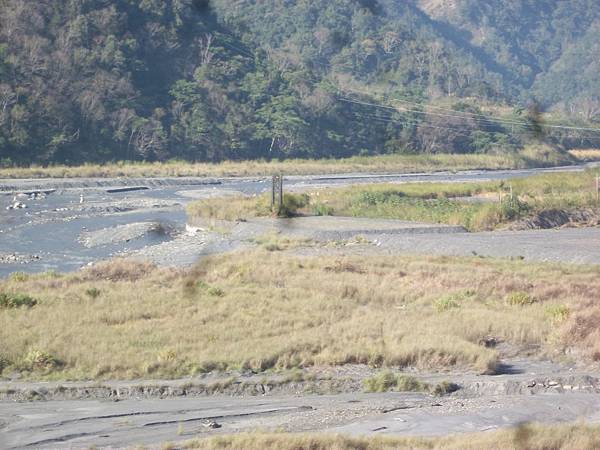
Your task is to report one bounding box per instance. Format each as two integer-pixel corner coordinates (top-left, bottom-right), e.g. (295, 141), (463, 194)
(24, 349), (62, 371)
(85, 287), (101, 299)
(499, 195), (530, 221)
(207, 286), (225, 297)
(196, 280), (209, 290)
(364, 372), (430, 393)
(364, 371), (397, 392)
(0, 292), (37, 309)
(312, 202), (334, 216)
(278, 193), (310, 217)
(505, 291), (536, 306)
(396, 375), (429, 392)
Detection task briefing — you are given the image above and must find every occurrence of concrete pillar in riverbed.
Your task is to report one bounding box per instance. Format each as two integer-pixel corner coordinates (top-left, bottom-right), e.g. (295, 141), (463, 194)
(271, 174), (283, 215)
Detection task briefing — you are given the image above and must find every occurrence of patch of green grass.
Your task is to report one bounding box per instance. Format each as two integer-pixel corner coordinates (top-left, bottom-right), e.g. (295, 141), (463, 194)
(207, 287), (225, 297)
(9, 272), (28, 282)
(311, 202), (334, 216)
(434, 291), (477, 312)
(186, 169), (600, 231)
(546, 305), (570, 324)
(304, 169), (600, 231)
(434, 295), (461, 313)
(505, 292), (536, 306)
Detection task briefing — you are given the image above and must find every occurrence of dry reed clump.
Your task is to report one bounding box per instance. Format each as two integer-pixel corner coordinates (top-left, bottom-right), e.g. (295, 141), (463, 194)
(77, 259), (162, 282)
(0, 153), (528, 179)
(182, 423), (600, 450)
(0, 251), (599, 380)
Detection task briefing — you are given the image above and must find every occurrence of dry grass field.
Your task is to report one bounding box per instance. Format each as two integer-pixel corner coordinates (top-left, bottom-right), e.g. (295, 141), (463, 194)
(1, 251), (599, 381)
(179, 423), (600, 450)
(569, 149), (600, 162)
(0, 151), (559, 179)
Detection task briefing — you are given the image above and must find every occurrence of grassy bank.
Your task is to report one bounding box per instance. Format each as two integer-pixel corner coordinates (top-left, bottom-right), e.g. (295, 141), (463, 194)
(0, 148), (572, 180)
(188, 169), (600, 231)
(1, 252), (598, 380)
(180, 423), (600, 450)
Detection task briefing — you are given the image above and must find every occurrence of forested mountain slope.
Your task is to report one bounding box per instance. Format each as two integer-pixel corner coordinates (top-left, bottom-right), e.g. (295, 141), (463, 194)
(0, 0), (598, 165)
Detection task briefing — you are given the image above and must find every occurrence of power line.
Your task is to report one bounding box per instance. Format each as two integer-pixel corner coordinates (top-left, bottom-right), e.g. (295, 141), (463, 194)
(337, 96), (535, 128)
(351, 111), (600, 141)
(337, 95), (600, 134)
(214, 36), (600, 139)
(352, 112), (473, 136)
(308, 59), (600, 133)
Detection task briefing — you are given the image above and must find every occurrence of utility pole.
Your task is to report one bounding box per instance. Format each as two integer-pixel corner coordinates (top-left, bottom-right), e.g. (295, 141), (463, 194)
(271, 174), (283, 215)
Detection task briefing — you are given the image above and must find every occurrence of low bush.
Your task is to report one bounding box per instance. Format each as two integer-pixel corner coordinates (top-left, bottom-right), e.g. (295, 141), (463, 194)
(85, 287), (101, 299)
(312, 202), (334, 216)
(23, 349), (62, 371)
(396, 375), (430, 392)
(207, 286), (225, 297)
(0, 292), (37, 309)
(499, 195), (530, 221)
(278, 193), (310, 217)
(364, 372), (430, 393)
(363, 371), (398, 392)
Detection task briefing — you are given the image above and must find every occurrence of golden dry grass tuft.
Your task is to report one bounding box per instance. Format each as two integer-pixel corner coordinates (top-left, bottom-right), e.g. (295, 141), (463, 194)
(569, 149), (600, 162)
(182, 423), (600, 450)
(0, 252), (599, 380)
(0, 153), (542, 179)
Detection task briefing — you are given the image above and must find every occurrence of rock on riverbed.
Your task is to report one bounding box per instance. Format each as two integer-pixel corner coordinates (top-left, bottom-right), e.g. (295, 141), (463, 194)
(0, 253), (42, 264)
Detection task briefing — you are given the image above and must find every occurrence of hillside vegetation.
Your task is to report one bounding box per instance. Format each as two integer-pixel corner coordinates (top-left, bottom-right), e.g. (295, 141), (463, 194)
(0, 0), (598, 166)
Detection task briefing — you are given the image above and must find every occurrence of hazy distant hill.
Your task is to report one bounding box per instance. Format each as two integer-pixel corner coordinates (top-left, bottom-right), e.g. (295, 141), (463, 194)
(0, 0), (597, 165)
